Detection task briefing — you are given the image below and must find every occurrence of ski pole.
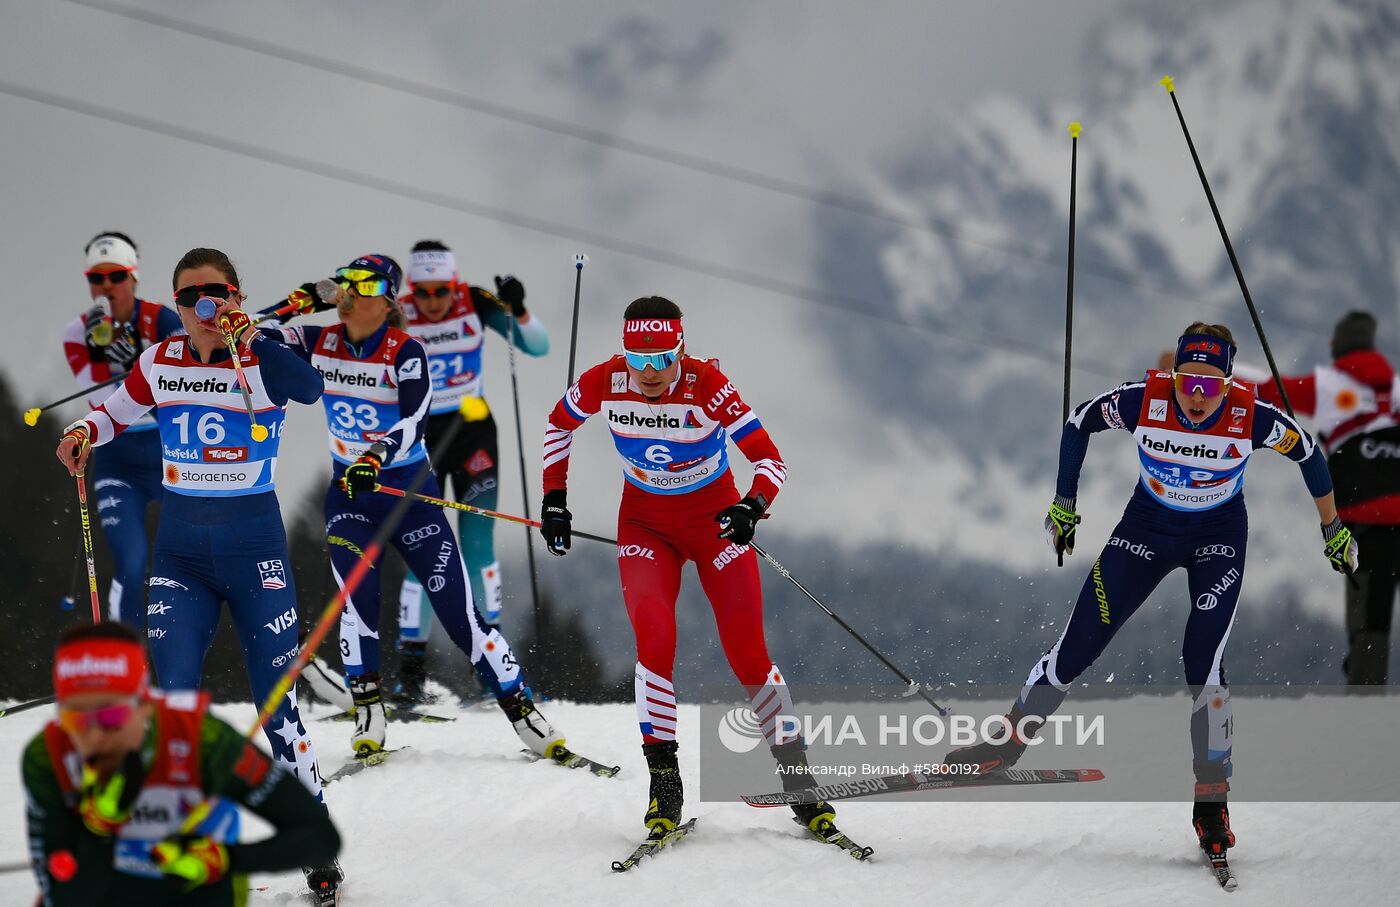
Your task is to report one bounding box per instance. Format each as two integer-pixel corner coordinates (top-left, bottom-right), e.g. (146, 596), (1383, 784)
(749, 542), (948, 715)
(23, 373), (125, 426)
(62, 533), (84, 612)
(1159, 75), (1294, 417)
(0, 694), (57, 720)
(250, 301), (299, 327)
(23, 283), (338, 428)
(1059, 121), (1082, 569)
(74, 473), (101, 622)
(178, 399), (472, 835)
(196, 299), (269, 443)
(251, 278), (342, 326)
(373, 484), (618, 546)
(504, 307), (544, 638)
(566, 254), (588, 385)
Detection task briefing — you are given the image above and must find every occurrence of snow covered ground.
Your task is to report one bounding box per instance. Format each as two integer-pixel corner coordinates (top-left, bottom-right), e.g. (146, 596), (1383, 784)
(2, 697), (1397, 906)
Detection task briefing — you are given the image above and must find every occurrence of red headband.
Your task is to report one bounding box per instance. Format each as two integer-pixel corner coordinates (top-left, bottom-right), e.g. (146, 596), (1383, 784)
(623, 319), (683, 351)
(53, 639), (148, 703)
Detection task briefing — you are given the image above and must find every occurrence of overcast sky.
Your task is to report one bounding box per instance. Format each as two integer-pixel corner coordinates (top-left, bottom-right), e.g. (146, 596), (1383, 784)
(0, 0), (1117, 518)
(3, 0), (1391, 626)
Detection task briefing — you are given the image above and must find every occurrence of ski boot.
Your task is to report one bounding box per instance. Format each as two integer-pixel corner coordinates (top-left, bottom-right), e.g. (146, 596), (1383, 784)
(1194, 791), (1238, 889)
(643, 740), (683, 837)
(943, 705), (1039, 773)
(388, 640), (430, 706)
(499, 688), (564, 758)
(1193, 801), (1235, 854)
(304, 859), (343, 905)
(771, 739), (838, 833)
(1194, 774), (1235, 857)
(349, 673), (386, 757)
(772, 740), (872, 858)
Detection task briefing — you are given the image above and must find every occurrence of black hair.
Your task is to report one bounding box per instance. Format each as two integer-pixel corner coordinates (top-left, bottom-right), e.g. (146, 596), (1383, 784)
(85, 231), (138, 254)
(623, 296), (683, 320)
(58, 620), (142, 648)
(172, 248), (241, 290)
(1332, 310), (1377, 359)
(410, 239), (451, 253)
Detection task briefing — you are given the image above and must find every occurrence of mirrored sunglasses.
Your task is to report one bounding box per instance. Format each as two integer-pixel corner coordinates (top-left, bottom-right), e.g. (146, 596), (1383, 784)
(623, 343), (682, 372)
(57, 696), (141, 734)
(1173, 372), (1231, 398)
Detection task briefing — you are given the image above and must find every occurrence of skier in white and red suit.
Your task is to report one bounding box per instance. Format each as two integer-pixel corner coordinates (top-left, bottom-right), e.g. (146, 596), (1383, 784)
(539, 295), (847, 843)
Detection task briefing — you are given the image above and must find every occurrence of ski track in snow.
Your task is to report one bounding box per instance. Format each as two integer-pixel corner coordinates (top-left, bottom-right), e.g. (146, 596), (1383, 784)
(1, 699), (1395, 906)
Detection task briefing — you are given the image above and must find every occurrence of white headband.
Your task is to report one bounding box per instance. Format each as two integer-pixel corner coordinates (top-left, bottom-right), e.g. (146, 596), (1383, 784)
(86, 235), (139, 279)
(408, 249), (456, 284)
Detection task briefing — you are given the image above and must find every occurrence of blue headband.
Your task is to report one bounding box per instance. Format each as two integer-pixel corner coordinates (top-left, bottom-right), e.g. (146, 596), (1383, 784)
(1174, 333), (1236, 375)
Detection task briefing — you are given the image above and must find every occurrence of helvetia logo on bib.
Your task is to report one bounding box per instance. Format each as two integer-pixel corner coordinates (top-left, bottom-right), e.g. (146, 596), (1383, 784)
(683, 411), (703, 429)
(716, 707), (765, 753)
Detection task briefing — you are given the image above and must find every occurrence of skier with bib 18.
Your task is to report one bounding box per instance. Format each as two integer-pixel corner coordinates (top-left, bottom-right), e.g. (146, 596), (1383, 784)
(540, 296), (866, 856)
(944, 322), (1357, 880)
(277, 254), (572, 764)
(391, 239), (549, 704)
(60, 232), (182, 629)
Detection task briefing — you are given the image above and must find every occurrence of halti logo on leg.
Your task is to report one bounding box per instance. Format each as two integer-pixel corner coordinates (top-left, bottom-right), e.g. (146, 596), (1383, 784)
(257, 560), (287, 590)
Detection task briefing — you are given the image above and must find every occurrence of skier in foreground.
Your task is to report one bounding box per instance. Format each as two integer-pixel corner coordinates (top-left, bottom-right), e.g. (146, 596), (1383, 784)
(22, 621), (340, 906)
(277, 255), (572, 764)
(60, 231), (182, 628)
(945, 322), (1357, 887)
(392, 239), (550, 702)
(540, 296), (866, 863)
(56, 247), (342, 901)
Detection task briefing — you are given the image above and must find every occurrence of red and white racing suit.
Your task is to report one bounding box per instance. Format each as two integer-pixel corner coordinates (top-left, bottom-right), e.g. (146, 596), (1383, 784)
(544, 355), (793, 745)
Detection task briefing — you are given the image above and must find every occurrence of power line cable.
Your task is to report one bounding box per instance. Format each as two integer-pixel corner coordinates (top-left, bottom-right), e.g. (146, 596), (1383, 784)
(62, 0), (1337, 337)
(0, 77), (1124, 380)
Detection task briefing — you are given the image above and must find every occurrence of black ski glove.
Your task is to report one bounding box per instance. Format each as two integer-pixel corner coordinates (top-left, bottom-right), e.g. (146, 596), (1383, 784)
(104, 324), (140, 373)
(343, 444), (386, 499)
(716, 497), (764, 545)
(493, 275), (526, 317)
(541, 489), (571, 556)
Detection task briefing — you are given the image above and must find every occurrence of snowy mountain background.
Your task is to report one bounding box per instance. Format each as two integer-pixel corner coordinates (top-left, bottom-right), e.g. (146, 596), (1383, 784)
(1, 0), (1398, 699)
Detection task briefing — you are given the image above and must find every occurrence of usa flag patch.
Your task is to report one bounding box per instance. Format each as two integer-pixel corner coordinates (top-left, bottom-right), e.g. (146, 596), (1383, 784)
(258, 559), (287, 590)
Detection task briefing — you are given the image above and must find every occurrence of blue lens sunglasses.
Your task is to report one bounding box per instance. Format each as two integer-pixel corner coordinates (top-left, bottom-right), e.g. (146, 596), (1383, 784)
(623, 343), (682, 372)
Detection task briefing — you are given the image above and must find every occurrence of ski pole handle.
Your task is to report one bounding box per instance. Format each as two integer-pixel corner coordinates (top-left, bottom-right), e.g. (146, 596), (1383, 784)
(213, 312), (269, 443)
